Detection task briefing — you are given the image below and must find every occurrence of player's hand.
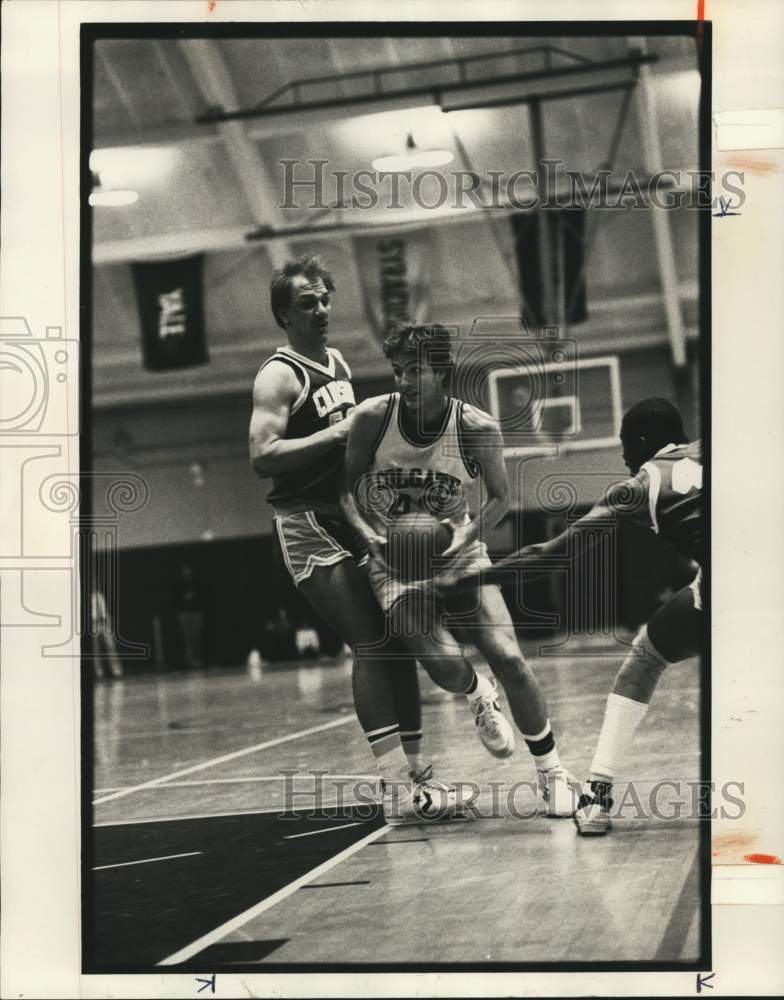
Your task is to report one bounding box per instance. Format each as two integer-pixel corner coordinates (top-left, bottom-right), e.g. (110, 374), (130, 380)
(365, 531), (389, 566)
(330, 410), (355, 446)
(430, 566), (463, 598)
(440, 521), (476, 559)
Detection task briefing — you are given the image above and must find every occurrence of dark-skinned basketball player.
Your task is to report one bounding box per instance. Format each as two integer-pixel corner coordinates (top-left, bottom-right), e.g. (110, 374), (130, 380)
(341, 324), (576, 816)
(438, 397), (703, 835)
(249, 256), (469, 825)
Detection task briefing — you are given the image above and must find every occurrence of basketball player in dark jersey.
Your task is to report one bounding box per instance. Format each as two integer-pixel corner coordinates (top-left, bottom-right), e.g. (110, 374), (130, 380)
(442, 398), (703, 835)
(249, 256), (467, 824)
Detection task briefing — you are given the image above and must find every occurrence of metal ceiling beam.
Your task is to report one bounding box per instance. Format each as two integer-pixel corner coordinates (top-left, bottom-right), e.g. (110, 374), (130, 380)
(94, 226), (253, 265)
(94, 94), (432, 148)
(197, 52), (658, 124)
(93, 52), (700, 151)
(633, 39), (688, 367)
(95, 44), (143, 129)
(94, 123), (223, 150)
(442, 77), (636, 113)
(326, 38), (353, 99)
(92, 172), (690, 265)
(528, 99), (557, 326)
(152, 40), (201, 121)
(177, 39), (292, 269)
(93, 212), (516, 264)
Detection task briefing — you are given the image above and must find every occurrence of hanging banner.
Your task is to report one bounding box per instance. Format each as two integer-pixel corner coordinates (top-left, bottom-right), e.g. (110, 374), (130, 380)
(131, 254), (208, 371)
(352, 231), (433, 342)
(510, 209), (588, 327)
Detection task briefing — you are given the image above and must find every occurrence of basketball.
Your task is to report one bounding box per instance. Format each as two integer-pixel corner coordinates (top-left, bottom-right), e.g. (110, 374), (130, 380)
(385, 513), (453, 581)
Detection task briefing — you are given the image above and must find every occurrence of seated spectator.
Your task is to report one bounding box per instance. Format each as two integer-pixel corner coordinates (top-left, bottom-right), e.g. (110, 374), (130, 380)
(295, 621), (321, 659)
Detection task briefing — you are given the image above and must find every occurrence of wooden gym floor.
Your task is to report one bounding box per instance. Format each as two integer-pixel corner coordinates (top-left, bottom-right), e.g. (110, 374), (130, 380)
(89, 639), (704, 971)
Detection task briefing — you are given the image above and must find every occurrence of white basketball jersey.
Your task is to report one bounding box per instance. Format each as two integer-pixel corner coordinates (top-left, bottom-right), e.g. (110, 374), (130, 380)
(366, 393), (483, 533)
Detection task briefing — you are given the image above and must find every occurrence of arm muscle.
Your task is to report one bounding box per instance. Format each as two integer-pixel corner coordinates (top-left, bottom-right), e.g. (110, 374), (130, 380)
(249, 360), (349, 477)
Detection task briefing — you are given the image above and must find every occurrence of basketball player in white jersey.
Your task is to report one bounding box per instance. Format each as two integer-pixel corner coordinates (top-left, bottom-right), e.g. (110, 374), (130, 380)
(341, 324), (575, 816)
(249, 257), (468, 825)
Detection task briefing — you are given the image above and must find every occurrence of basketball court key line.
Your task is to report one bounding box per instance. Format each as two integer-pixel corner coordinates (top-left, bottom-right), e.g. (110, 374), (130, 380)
(156, 824), (389, 966)
(284, 821), (362, 839)
(93, 851), (202, 871)
(93, 773), (379, 794)
(94, 798), (379, 827)
(93, 715), (358, 804)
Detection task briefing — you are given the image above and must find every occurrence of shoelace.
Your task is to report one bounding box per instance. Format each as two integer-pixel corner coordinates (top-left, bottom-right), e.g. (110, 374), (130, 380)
(576, 792), (614, 811)
(473, 696), (503, 735)
(412, 764), (450, 793)
(540, 765), (572, 780)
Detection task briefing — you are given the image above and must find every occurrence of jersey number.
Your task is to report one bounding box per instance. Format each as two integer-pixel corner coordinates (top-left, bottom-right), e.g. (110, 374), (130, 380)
(389, 493), (412, 515)
(328, 404), (354, 426)
(672, 458), (702, 495)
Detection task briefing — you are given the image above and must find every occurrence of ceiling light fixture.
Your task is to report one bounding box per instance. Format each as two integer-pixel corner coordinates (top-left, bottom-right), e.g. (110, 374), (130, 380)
(372, 131), (454, 172)
(89, 145), (179, 186)
(89, 169), (138, 208)
(89, 189), (139, 207)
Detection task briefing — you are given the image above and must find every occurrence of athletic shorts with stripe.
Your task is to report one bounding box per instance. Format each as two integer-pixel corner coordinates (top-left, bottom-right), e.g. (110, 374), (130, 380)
(689, 565), (703, 611)
(273, 510), (369, 587)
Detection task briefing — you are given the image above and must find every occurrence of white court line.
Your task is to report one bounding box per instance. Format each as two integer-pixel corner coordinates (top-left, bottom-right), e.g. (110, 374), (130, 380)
(284, 822), (362, 840)
(93, 851), (202, 871)
(93, 715), (357, 805)
(157, 823), (389, 966)
(93, 773), (378, 795)
(94, 798), (376, 827)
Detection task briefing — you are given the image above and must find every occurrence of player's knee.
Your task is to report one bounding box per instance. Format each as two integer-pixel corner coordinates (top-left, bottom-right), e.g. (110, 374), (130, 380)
(389, 594), (431, 637)
(427, 656), (463, 683)
(628, 625), (671, 675)
(490, 650), (527, 685)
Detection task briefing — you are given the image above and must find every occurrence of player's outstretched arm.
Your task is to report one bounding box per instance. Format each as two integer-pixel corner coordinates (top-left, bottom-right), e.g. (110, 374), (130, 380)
(340, 397), (390, 559)
(249, 361), (351, 477)
(523, 473), (648, 561)
(444, 475), (646, 590)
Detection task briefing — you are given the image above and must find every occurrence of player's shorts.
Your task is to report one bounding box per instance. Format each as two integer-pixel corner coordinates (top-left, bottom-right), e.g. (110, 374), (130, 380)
(689, 565), (703, 611)
(366, 539), (492, 614)
(272, 510), (368, 587)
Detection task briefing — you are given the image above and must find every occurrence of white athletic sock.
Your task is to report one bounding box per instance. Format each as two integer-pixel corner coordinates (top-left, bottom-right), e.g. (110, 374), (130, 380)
(464, 670), (495, 702)
(401, 729), (425, 776)
(366, 724), (411, 784)
(590, 693), (650, 781)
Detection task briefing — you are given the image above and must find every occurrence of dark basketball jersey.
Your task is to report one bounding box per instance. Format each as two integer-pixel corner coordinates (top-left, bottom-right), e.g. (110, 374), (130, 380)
(618, 441), (703, 563)
(262, 346), (356, 514)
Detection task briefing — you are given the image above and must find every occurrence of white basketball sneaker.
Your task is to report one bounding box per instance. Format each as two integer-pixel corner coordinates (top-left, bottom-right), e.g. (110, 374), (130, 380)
(469, 682), (515, 758)
(537, 765), (579, 817)
(382, 766), (475, 827)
